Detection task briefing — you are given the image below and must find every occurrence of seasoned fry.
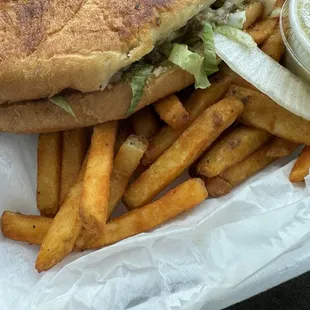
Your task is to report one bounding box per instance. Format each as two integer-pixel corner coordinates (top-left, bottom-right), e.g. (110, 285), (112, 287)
(197, 126), (272, 178)
(289, 147), (310, 182)
(115, 119), (133, 154)
(79, 178), (208, 249)
(243, 1), (264, 30)
(131, 106), (161, 139)
(205, 141), (277, 197)
(247, 18), (278, 45)
(261, 24), (285, 62)
(60, 128), (89, 204)
(204, 176), (233, 197)
(108, 135), (148, 219)
(123, 97), (244, 209)
(153, 94), (189, 129)
(2, 179), (208, 250)
(142, 74), (232, 165)
(1, 211), (52, 246)
(227, 85), (310, 145)
(80, 121), (117, 233)
(37, 132), (62, 217)
(266, 137), (299, 158)
(35, 152), (89, 272)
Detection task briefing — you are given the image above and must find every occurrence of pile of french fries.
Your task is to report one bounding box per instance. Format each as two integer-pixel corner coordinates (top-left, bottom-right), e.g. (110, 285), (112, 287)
(2, 0), (310, 272)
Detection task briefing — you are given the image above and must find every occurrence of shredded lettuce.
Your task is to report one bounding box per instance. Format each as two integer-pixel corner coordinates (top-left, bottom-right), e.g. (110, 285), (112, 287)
(126, 64), (154, 115)
(169, 44), (211, 89)
(200, 23), (219, 76)
(214, 25), (256, 48)
(227, 11), (246, 29)
(168, 23), (218, 89)
(49, 96), (76, 119)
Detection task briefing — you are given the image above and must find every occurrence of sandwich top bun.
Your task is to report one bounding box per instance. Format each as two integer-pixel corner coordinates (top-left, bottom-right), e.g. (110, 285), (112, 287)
(0, 0), (213, 104)
(0, 66), (194, 133)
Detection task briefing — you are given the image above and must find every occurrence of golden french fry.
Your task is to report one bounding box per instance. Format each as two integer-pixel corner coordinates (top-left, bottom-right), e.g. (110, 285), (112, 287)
(227, 85), (310, 145)
(247, 18), (278, 45)
(204, 176), (233, 197)
(289, 147), (310, 182)
(60, 128), (89, 204)
(80, 121), (117, 233)
(2, 179), (208, 250)
(1, 211), (52, 246)
(79, 178), (208, 249)
(35, 152), (89, 272)
(37, 132), (62, 217)
(108, 135), (148, 219)
(114, 119), (133, 155)
(197, 126), (272, 178)
(123, 97), (244, 209)
(261, 24), (285, 62)
(243, 1), (264, 30)
(153, 94), (189, 129)
(206, 141), (277, 197)
(131, 106), (161, 139)
(266, 137), (299, 158)
(142, 74), (232, 165)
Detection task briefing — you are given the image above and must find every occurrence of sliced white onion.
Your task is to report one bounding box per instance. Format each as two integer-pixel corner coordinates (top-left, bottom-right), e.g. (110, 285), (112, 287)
(214, 33), (310, 120)
(260, 0), (277, 16)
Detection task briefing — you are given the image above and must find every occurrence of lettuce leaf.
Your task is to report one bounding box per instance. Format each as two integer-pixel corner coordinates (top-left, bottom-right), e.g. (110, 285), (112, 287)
(200, 23), (218, 76)
(227, 11), (246, 29)
(214, 25), (256, 48)
(168, 43), (211, 89)
(126, 64), (154, 115)
(49, 96), (76, 119)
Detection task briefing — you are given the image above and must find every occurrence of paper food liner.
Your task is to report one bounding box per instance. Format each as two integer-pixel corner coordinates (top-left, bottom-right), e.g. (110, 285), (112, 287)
(1, 133), (310, 309)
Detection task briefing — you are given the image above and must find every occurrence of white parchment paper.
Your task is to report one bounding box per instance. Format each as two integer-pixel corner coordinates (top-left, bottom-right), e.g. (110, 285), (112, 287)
(0, 133), (310, 310)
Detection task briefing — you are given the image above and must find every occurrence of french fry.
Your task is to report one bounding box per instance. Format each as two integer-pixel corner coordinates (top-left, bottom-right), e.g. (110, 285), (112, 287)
(261, 24), (285, 62)
(197, 126), (272, 178)
(142, 74), (232, 165)
(108, 135), (148, 219)
(123, 97), (244, 209)
(266, 137), (299, 158)
(227, 85), (310, 145)
(204, 176), (233, 197)
(79, 179), (208, 249)
(1, 211), (52, 246)
(289, 147), (310, 182)
(35, 152), (89, 272)
(205, 141), (277, 197)
(60, 128), (89, 204)
(114, 119), (133, 155)
(243, 1), (264, 30)
(2, 179), (208, 250)
(37, 132), (62, 217)
(153, 94), (189, 129)
(131, 106), (161, 139)
(246, 17), (278, 45)
(80, 121), (117, 233)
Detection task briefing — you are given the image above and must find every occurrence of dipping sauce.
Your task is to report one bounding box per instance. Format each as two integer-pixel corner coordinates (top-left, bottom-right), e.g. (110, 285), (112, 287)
(280, 0), (310, 84)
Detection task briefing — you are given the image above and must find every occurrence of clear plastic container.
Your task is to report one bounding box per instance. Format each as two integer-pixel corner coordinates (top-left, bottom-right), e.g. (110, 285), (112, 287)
(280, 0), (310, 84)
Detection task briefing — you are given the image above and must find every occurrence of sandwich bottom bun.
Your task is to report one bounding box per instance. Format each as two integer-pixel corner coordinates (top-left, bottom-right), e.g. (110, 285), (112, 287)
(0, 67), (194, 133)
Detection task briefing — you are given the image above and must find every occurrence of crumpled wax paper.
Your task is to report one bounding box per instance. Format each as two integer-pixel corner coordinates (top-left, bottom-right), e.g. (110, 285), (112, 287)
(1, 133), (310, 310)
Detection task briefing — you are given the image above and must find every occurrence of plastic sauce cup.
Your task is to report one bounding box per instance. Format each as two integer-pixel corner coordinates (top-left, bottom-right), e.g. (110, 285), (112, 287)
(280, 0), (310, 84)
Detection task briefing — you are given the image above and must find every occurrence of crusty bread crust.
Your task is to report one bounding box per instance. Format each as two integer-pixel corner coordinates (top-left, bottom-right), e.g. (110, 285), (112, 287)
(0, 66), (194, 133)
(0, 0), (213, 104)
